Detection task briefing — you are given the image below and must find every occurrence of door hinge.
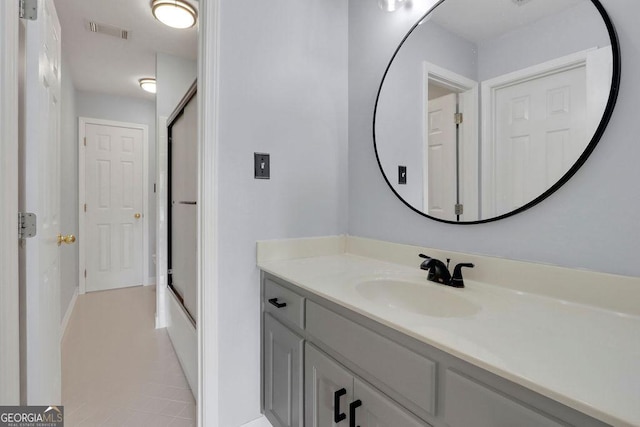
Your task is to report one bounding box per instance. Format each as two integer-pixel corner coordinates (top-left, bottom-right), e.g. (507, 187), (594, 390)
(83, 137), (86, 146)
(455, 204), (464, 215)
(19, 0), (37, 20)
(167, 269), (173, 275)
(84, 269), (87, 278)
(454, 113), (463, 125)
(18, 212), (37, 239)
(84, 203), (87, 212)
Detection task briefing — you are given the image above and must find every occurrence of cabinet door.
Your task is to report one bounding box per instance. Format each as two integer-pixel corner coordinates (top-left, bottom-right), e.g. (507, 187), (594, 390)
(353, 379), (429, 427)
(305, 344), (354, 427)
(264, 314), (304, 427)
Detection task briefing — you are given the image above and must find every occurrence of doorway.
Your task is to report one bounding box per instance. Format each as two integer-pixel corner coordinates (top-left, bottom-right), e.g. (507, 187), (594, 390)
(423, 62), (479, 222)
(0, 0), (202, 412)
(2, 0), (218, 421)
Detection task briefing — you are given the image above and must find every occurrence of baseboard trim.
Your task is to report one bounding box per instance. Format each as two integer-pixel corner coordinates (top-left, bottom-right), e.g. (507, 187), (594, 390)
(60, 287), (79, 343)
(144, 276), (156, 287)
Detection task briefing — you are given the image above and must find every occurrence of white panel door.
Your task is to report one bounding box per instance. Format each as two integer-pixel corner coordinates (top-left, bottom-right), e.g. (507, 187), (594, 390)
(85, 123), (144, 292)
(494, 66), (586, 216)
(425, 93), (457, 219)
(22, 0), (62, 404)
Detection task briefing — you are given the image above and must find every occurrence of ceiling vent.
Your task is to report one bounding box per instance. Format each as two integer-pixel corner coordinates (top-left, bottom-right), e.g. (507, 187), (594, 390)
(86, 21), (129, 40)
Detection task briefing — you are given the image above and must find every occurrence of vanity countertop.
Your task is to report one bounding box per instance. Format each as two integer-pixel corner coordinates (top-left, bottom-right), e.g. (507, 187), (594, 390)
(258, 253), (640, 427)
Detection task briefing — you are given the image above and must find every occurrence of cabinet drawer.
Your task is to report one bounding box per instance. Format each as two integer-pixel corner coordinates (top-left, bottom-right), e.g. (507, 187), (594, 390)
(444, 370), (565, 427)
(264, 278), (304, 329)
(306, 300), (437, 417)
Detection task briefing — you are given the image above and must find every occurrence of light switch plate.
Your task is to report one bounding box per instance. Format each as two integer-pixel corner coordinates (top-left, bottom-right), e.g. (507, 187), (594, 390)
(399, 165), (407, 185)
(255, 153), (270, 179)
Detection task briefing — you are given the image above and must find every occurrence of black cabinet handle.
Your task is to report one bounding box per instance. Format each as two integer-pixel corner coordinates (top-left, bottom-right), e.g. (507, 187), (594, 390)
(349, 399), (362, 427)
(268, 298), (287, 308)
(333, 388), (347, 423)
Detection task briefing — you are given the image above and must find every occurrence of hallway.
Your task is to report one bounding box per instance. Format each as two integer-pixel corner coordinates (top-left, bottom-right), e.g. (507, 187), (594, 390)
(62, 286), (196, 426)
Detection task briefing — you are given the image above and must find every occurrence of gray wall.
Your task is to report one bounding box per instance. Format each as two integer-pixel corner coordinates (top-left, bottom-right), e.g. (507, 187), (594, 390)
(60, 59), (78, 322)
(349, 0), (640, 277)
(216, 0), (348, 424)
(377, 21), (477, 208)
(156, 53), (197, 119)
(76, 91), (157, 280)
(477, 2), (611, 81)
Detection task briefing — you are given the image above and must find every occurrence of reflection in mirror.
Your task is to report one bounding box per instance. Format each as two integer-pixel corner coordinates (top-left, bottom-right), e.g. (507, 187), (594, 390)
(374, 0), (618, 223)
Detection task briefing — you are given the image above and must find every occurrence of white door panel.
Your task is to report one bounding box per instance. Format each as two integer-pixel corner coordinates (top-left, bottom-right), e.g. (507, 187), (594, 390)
(22, 0), (62, 404)
(85, 123), (144, 292)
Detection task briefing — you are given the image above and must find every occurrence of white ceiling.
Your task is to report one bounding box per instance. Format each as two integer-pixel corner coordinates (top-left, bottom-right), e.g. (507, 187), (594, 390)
(430, 0), (585, 43)
(54, 0), (198, 101)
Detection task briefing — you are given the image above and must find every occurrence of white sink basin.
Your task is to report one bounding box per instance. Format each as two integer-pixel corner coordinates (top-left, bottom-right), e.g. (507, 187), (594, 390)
(356, 279), (481, 318)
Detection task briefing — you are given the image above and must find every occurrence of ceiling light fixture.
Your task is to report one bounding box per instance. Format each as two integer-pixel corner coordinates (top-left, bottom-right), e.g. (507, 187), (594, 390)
(378, 0), (405, 12)
(151, 0), (197, 29)
(139, 78), (157, 94)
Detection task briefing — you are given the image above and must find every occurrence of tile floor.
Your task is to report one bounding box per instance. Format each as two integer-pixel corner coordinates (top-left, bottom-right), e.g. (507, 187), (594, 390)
(62, 285), (196, 426)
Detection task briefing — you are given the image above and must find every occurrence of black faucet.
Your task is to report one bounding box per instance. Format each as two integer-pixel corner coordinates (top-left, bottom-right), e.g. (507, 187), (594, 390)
(419, 254), (474, 288)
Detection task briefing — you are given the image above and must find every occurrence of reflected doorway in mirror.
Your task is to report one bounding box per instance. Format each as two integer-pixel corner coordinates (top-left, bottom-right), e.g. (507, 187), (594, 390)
(423, 63), (479, 221)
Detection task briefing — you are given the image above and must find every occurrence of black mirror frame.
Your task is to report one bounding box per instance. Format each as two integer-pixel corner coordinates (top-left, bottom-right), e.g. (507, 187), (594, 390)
(372, 0), (621, 225)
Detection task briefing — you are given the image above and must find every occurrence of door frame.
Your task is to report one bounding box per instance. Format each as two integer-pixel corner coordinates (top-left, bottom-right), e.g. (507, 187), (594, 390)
(422, 61), (479, 221)
(198, 0), (221, 423)
(0, 0), (20, 404)
(156, 116), (168, 329)
(78, 117), (150, 294)
(480, 48), (597, 218)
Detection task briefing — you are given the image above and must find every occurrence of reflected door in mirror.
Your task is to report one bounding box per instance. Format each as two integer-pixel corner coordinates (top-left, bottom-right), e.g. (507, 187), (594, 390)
(487, 61), (588, 217)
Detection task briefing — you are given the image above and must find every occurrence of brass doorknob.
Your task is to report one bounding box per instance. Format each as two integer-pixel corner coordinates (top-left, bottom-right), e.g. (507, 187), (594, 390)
(57, 234), (76, 246)
(134, 213), (142, 219)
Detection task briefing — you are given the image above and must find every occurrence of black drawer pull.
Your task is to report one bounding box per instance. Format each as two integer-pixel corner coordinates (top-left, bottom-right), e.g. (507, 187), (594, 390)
(349, 399), (362, 427)
(334, 388), (347, 423)
(268, 298), (287, 309)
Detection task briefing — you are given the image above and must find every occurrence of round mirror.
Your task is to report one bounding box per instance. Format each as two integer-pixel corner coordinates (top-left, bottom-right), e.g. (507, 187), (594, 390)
(374, 0), (620, 224)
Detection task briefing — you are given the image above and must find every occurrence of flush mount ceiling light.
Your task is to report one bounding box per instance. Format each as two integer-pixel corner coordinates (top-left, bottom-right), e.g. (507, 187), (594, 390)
(151, 0), (197, 29)
(139, 78), (157, 94)
(378, 0), (405, 12)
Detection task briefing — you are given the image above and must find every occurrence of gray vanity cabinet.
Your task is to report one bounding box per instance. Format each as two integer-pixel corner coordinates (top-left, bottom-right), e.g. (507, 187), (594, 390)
(264, 314), (304, 427)
(261, 273), (609, 427)
(305, 344), (428, 427)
